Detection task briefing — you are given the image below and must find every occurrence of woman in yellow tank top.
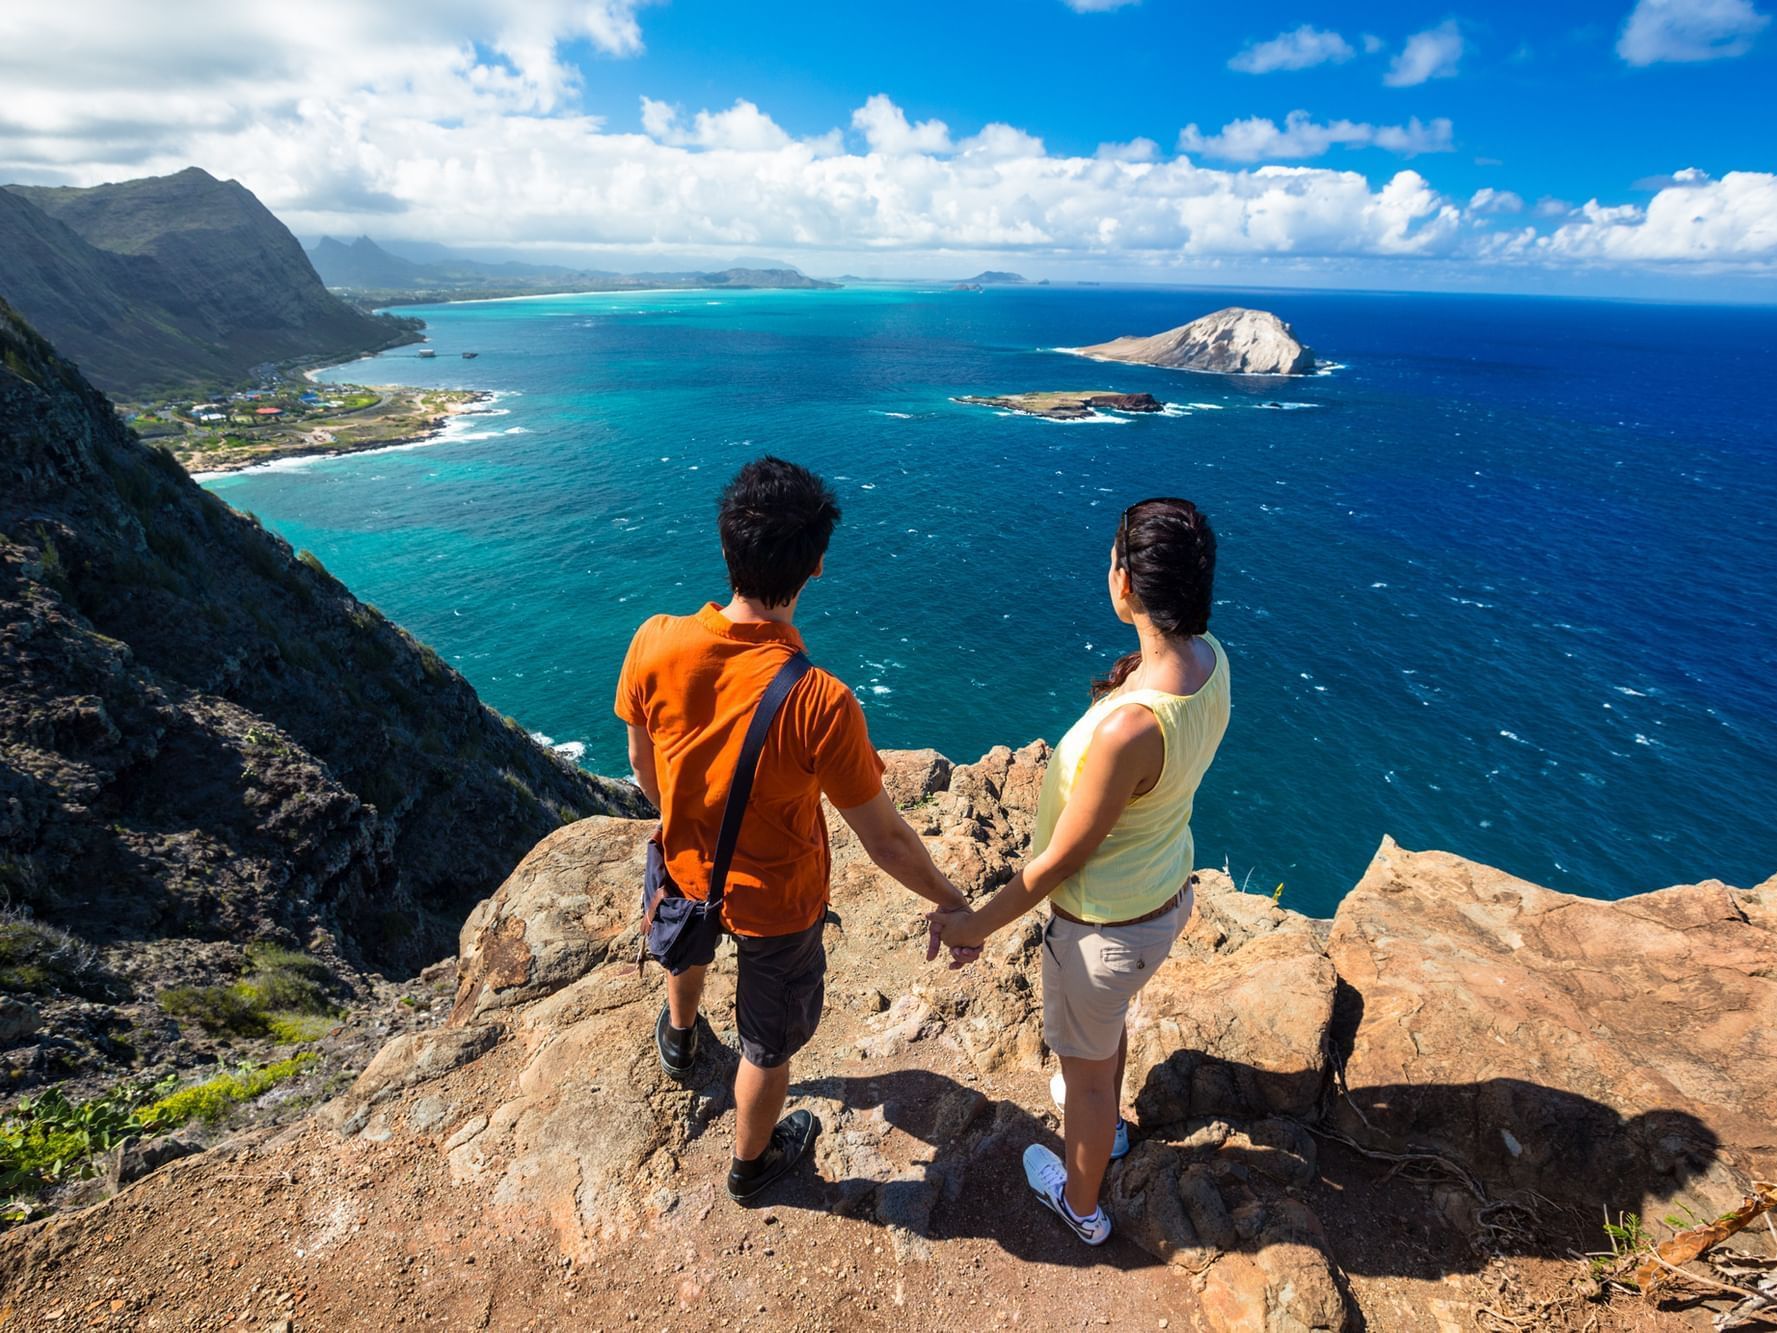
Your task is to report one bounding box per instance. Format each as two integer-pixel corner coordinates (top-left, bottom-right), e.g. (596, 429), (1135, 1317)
(932, 498), (1229, 1246)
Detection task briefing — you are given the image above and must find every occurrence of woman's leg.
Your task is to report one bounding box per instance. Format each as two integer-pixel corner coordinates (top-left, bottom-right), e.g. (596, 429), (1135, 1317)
(1059, 1050), (1121, 1217)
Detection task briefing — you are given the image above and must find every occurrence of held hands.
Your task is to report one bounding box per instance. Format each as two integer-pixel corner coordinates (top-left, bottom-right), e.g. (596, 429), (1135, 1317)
(925, 906), (987, 969)
(923, 906), (984, 970)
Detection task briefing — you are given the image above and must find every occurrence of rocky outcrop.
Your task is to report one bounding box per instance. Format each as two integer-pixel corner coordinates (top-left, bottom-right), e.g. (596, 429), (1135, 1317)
(1327, 837), (1777, 1221)
(0, 748), (1769, 1331)
(0, 299), (646, 1090)
(1075, 307), (1315, 376)
(956, 391), (1163, 420)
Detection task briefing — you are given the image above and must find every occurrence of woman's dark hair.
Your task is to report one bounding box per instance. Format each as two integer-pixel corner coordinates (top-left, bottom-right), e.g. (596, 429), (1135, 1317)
(1092, 497), (1217, 699)
(717, 456), (842, 607)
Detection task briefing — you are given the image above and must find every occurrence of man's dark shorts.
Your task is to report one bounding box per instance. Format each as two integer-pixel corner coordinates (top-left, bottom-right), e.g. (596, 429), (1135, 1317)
(668, 914), (826, 1070)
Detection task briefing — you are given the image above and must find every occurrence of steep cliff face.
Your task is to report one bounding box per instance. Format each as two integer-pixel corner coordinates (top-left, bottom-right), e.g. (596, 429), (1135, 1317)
(0, 299), (646, 1084)
(0, 169), (415, 393)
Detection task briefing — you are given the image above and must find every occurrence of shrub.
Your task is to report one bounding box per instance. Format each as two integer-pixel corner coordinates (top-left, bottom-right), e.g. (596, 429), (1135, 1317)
(0, 911), (101, 996)
(156, 945), (339, 1040)
(136, 1055), (315, 1128)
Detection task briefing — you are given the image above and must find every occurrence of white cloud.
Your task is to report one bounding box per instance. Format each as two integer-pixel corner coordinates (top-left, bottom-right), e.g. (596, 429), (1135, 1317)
(1362, 33), (1387, 54)
(1617, 0), (1770, 64)
(1385, 20), (1466, 86)
(1469, 187), (1525, 213)
(1062, 0), (1140, 10)
(1230, 26), (1356, 73)
(1492, 170), (1777, 264)
(1096, 138), (1161, 162)
(1179, 112), (1454, 162)
(640, 97), (792, 151)
(851, 93), (954, 154)
(0, 6), (1772, 277)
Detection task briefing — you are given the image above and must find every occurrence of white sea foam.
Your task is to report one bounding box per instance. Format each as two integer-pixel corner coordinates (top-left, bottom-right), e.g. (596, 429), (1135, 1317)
(1160, 403), (1192, 417)
(1499, 730), (1530, 744)
(1253, 401), (1320, 411)
(870, 685), (893, 696)
(1614, 686), (1649, 697)
(873, 410), (914, 419)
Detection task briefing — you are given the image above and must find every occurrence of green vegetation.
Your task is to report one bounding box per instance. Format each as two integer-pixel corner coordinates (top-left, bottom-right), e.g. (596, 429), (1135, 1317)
(0, 911), (102, 997)
(33, 527), (68, 594)
(137, 1055), (315, 1128)
(296, 548), (331, 579)
(156, 943), (340, 1040)
(0, 1055), (314, 1213)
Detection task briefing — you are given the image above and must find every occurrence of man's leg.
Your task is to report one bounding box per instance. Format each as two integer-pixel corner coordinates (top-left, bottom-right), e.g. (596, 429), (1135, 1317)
(726, 918), (825, 1200)
(733, 1057), (791, 1159)
(666, 964), (706, 1029)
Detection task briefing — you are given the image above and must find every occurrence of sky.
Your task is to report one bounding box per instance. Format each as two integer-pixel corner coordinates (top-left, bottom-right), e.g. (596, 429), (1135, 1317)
(1, 0), (1774, 297)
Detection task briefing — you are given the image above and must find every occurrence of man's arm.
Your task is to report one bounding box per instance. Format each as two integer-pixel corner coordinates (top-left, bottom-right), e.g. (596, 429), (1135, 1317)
(626, 723), (662, 810)
(837, 789), (970, 913)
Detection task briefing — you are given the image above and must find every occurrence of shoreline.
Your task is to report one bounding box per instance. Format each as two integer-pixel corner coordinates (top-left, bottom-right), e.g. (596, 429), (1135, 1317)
(189, 389), (498, 482)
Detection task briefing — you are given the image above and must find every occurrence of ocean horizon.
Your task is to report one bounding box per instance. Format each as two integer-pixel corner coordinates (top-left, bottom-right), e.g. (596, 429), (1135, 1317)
(200, 282), (1777, 918)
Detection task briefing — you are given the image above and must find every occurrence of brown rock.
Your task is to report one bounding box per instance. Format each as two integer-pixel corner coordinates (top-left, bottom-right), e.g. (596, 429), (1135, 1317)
(1328, 837), (1777, 1219)
(452, 816), (653, 1022)
(880, 748), (953, 808)
(1128, 929), (1337, 1126)
(1195, 1200), (1350, 1333)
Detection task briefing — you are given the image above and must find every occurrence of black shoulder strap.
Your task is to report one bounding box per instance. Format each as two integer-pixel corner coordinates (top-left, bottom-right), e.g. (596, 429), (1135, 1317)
(707, 651), (813, 908)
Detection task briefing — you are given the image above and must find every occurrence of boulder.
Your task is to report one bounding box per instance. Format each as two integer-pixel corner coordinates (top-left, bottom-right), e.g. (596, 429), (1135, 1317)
(1075, 307), (1314, 376)
(451, 817), (652, 1023)
(880, 748), (953, 808)
(1327, 838), (1777, 1220)
(1129, 927), (1337, 1126)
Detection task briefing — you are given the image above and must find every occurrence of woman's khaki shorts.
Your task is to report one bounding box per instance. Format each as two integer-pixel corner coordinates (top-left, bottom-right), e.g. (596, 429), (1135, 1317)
(1040, 886), (1192, 1061)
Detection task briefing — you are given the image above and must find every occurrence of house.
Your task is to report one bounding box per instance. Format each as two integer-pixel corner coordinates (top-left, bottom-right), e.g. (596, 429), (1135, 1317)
(254, 406), (283, 417)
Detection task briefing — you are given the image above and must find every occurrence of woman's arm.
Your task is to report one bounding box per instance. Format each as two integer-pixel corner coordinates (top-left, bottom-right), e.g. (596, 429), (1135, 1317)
(936, 705), (1163, 948)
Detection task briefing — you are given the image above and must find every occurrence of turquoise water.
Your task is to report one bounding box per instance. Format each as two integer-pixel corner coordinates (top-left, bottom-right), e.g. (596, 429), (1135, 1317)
(201, 284), (1777, 916)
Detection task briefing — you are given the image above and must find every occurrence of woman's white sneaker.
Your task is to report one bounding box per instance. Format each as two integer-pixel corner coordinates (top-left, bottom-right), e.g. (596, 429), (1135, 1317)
(1022, 1144), (1112, 1246)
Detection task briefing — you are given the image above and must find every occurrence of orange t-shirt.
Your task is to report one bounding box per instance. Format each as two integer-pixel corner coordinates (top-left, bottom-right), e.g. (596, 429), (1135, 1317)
(615, 603), (886, 937)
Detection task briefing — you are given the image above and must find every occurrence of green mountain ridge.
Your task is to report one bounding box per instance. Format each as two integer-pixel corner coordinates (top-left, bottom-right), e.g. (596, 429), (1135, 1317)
(0, 169), (416, 395)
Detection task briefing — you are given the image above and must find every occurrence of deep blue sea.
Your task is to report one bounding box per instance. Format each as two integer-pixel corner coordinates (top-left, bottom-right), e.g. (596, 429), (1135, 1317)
(200, 284), (1777, 917)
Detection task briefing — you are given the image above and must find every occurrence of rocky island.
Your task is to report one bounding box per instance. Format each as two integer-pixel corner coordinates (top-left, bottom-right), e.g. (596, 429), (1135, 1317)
(1074, 306), (1315, 376)
(957, 390), (1163, 420)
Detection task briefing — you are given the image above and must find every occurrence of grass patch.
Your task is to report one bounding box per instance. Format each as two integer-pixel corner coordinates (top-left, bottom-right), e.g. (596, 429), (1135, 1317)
(156, 944), (340, 1040)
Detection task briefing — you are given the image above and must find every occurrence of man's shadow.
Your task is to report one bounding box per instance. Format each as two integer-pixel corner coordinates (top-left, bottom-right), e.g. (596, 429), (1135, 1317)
(698, 1054), (1728, 1278)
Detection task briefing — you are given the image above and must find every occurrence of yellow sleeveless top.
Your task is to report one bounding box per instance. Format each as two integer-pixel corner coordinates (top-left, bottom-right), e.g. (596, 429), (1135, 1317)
(1033, 633), (1230, 923)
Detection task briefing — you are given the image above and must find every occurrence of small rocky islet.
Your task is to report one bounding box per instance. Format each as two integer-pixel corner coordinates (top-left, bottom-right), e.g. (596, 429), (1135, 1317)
(1075, 305), (1315, 376)
(956, 390), (1163, 420)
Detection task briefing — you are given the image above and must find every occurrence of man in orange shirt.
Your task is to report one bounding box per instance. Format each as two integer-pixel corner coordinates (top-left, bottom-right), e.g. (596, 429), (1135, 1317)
(616, 455), (973, 1204)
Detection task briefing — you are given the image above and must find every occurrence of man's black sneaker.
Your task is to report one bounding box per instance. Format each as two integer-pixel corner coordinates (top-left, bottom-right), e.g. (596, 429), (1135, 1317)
(726, 1109), (821, 1205)
(656, 1004), (697, 1079)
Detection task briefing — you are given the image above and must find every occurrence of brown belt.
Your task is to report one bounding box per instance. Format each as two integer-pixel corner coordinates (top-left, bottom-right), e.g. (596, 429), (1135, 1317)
(1051, 881), (1190, 929)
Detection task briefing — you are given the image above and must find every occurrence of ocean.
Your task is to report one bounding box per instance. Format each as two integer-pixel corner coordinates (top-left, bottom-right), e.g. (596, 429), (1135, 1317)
(199, 284), (1777, 918)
